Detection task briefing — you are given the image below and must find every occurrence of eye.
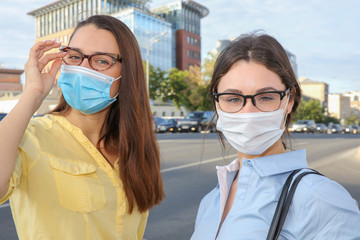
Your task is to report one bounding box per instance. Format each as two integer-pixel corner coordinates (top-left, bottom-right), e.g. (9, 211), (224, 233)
(256, 93), (278, 102)
(92, 55), (113, 66)
(220, 95), (244, 104)
(69, 55), (81, 60)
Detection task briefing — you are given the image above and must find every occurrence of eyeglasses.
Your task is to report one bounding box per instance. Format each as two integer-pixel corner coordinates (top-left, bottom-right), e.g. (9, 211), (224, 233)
(213, 89), (290, 113)
(60, 46), (122, 71)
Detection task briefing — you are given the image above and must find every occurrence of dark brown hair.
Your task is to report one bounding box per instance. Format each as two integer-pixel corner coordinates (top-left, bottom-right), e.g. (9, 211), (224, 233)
(52, 15), (164, 213)
(210, 33), (301, 148)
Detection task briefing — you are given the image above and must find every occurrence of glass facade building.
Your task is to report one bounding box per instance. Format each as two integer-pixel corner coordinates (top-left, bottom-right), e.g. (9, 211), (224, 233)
(151, 0), (208, 70)
(113, 8), (172, 71)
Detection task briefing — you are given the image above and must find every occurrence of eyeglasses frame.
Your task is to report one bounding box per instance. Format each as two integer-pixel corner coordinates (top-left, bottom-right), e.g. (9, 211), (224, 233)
(59, 45), (122, 71)
(213, 88), (290, 112)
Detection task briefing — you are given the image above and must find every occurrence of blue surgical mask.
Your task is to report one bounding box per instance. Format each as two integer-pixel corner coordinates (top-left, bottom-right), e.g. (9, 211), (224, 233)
(57, 65), (121, 115)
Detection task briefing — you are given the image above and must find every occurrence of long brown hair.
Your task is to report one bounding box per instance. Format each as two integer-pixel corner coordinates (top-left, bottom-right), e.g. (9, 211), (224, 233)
(210, 33), (301, 148)
(52, 15), (164, 213)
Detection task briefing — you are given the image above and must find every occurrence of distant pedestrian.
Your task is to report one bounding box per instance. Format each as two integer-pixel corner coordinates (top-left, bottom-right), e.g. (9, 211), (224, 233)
(191, 33), (360, 239)
(0, 15), (164, 240)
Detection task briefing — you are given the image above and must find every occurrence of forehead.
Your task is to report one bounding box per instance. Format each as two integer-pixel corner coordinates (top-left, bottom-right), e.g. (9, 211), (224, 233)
(69, 24), (120, 54)
(217, 60), (285, 94)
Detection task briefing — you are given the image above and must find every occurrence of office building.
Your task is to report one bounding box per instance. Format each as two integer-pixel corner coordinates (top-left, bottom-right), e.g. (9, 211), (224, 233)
(152, 0), (209, 70)
(328, 93), (351, 120)
(343, 91), (360, 118)
(299, 77), (329, 112)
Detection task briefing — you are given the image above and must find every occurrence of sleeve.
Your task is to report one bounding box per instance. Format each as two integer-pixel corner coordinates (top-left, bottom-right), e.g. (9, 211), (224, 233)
(0, 120), (38, 204)
(137, 211), (149, 240)
(298, 176), (360, 239)
(0, 150), (24, 204)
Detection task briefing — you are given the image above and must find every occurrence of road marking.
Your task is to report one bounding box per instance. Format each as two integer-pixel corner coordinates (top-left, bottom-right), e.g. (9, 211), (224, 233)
(0, 203), (10, 209)
(161, 154), (238, 173)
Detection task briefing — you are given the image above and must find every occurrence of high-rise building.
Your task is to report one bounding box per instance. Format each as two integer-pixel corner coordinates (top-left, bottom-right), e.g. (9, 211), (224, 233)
(152, 0), (209, 70)
(299, 77), (329, 112)
(343, 91), (360, 118)
(328, 93), (351, 120)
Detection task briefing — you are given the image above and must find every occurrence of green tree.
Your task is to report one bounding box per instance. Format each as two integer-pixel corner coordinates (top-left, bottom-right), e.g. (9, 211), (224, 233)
(183, 65), (213, 111)
(293, 99), (326, 123)
(149, 66), (167, 100)
(345, 114), (359, 125)
(163, 68), (190, 109)
(202, 51), (218, 82)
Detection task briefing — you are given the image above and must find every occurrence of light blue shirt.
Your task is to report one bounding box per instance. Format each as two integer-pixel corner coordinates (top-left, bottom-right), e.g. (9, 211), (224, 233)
(191, 149), (360, 240)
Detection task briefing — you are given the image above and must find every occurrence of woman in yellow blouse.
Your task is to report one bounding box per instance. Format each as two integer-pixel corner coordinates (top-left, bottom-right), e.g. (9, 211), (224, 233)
(0, 15), (164, 240)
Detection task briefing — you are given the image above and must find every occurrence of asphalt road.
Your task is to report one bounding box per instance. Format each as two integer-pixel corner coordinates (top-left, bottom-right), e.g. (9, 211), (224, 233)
(1, 133), (359, 240)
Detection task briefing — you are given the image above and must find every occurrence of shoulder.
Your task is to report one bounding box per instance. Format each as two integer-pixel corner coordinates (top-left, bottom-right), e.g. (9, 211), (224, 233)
(293, 172), (360, 238)
(26, 114), (55, 132)
(297, 172), (358, 212)
(20, 114), (56, 149)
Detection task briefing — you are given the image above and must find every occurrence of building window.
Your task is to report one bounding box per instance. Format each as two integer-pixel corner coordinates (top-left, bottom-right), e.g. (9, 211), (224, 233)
(162, 111), (166, 117)
(187, 49), (191, 57)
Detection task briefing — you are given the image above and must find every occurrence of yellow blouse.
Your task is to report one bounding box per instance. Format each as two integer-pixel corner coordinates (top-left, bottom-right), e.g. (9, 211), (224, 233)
(0, 114), (148, 240)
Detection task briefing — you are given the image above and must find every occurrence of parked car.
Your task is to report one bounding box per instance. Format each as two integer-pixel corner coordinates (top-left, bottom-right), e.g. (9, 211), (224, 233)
(315, 123), (327, 133)
(352, 125), (360, 134)
(290, 120), (316, 133)
(341, 125), (355, 134)
(153, 116), (165, 132)
(157, 119), (178, 133)
(327, 123), (342, 134)
(177, 111), (216, 133)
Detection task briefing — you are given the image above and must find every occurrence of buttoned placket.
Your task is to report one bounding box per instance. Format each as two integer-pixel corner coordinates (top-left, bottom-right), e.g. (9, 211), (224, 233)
(57, 116), (127, 234)
(216, 158), (254, 240)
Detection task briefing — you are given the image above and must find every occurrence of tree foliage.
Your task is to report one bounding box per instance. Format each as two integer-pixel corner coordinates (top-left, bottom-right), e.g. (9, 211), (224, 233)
(148, 64), (213, 111)
(292, 99), (326, 123)
(345, 114), (359, 125)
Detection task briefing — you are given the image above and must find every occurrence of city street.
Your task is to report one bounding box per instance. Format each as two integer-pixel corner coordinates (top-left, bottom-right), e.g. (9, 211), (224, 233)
(1, 133), (360, 240)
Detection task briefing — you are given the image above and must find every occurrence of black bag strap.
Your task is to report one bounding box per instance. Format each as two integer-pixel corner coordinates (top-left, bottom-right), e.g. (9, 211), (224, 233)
(266, 169), (323, 240)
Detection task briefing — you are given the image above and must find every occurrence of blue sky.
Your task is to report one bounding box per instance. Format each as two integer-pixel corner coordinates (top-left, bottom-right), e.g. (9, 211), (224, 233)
(1, 0), (359, 93)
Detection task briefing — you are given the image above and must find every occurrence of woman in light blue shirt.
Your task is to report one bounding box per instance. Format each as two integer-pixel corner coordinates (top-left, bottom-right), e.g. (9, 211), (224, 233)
(191, 33), (360, 240)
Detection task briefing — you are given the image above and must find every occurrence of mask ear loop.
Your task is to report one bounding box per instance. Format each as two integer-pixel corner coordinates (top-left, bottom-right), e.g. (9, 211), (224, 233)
(281, 92), (291, 129)
(111, 75), (122, 99)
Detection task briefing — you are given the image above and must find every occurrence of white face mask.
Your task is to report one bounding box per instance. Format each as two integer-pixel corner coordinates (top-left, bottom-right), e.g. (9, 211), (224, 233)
(216, 100), (289, 155)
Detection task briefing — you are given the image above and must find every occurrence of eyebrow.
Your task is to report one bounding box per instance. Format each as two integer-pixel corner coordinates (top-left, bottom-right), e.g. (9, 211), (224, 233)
(221, 87), (282, 94)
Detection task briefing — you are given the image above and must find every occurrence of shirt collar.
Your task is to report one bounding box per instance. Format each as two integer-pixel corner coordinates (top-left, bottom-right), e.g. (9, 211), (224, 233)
(248, 149), (308, 177)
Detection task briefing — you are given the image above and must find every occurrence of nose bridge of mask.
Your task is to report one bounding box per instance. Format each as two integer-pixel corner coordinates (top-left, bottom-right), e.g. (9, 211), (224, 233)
(61, 65), (115, 84)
